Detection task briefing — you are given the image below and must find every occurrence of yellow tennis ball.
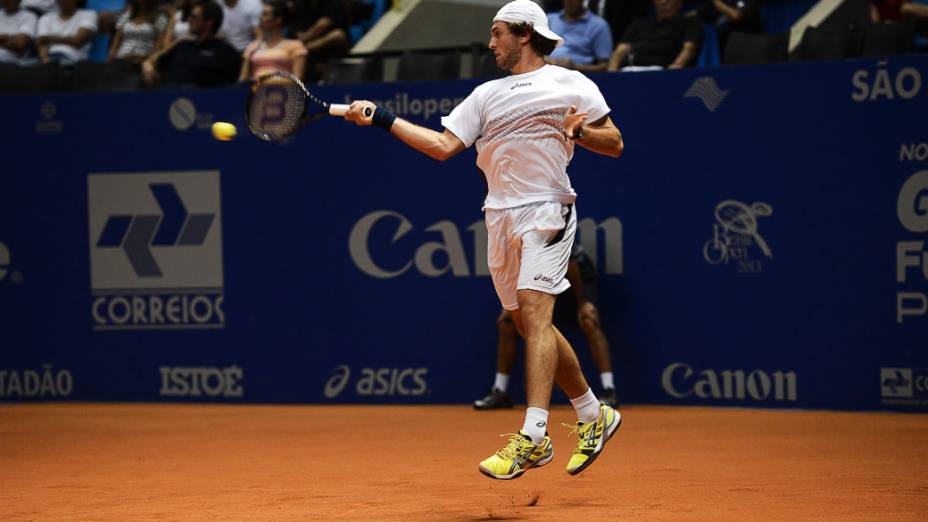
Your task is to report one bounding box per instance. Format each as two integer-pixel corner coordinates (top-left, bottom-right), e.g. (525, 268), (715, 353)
(211, 121), (237, 141)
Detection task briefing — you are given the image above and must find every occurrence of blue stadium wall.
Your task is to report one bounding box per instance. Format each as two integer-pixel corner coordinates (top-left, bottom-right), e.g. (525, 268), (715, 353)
(1, 55), (926, 411)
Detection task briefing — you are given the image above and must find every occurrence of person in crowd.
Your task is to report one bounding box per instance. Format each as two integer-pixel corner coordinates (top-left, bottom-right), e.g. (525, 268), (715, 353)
(607, 0), (702, 71)
(288, 0), (348, 80)
(688, 0), (763, 54)
(108, 0), (168, 63)
(142, 0), (239, 87)
(545, 0), (613, 73)
(217, 0), (260, 52)
(0, 0), (38, 64)
(161, 0), (194, 46)
(475, 243), (620, 410)
(238, 0), (305, 81)
(36, 0), (97, 64)
(22, 0), (55, 17)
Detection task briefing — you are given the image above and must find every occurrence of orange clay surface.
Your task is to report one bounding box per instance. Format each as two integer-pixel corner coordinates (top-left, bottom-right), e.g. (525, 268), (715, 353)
(1, 404), (926, 521)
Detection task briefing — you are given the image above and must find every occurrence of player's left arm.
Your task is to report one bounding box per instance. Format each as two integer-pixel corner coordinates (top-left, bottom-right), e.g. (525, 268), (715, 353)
(564, 106), (623, 158)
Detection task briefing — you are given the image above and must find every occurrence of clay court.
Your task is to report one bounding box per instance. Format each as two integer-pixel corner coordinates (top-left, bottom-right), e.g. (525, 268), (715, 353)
(1, 404), (925, 520)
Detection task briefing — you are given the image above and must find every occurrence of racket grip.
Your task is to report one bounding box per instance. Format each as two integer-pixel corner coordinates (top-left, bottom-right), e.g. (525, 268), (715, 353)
(328, 104), (374, 120)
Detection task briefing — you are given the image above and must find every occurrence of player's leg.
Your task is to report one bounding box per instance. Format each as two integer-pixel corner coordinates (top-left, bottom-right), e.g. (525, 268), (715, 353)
(478, 208), (554, 480)
(514, 203), (620, 476)
(514, 289), (559, 413)
(474, 310), (517, 410)
(577, 301), (618, 407)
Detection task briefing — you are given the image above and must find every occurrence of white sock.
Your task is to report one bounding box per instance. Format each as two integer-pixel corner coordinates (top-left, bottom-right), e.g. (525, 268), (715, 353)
(494, 373), (509, 393)
(522, 407), (549, 444)
(570, 388), (600, 424)
(600, 372), (614, 390)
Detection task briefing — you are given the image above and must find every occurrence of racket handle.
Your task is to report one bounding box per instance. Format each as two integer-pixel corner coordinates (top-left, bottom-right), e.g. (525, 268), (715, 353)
(328, 104), (349, 116)
(328, 104), (375, 120)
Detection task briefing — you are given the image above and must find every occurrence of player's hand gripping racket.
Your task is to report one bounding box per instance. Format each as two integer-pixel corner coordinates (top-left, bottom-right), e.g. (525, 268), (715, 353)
(245, 71), (372, 142)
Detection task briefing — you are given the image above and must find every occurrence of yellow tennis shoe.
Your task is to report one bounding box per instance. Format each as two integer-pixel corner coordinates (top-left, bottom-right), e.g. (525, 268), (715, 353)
(565, 404), (622, 475)
(478, 431), (554, 480)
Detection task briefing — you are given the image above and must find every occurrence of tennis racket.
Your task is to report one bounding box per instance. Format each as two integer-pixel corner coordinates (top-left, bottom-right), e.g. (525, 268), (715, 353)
(245, 71), (372, 142)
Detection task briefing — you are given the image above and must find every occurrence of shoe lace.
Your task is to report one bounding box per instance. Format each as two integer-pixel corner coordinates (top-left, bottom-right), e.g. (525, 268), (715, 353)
(563, 421), (596, 453)
(495, 433), (531, 460)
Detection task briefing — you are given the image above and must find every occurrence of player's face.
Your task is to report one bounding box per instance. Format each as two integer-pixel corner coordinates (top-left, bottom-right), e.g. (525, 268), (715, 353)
(489, 22), (521, 71)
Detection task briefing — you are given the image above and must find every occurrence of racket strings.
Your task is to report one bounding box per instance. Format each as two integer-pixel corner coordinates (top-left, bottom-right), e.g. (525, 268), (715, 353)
(247, 80), (307, 141)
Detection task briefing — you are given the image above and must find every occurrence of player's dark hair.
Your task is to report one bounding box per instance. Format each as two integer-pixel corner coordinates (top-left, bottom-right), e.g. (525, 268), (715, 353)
(196, 0), (224, 35)
(264, 0), (291, 28)
(506, 22), (558, 56)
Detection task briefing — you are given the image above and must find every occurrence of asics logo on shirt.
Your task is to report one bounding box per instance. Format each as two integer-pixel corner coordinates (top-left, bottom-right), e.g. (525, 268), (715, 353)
(510, 82), (533, 90)
(534, 274), (555, 284)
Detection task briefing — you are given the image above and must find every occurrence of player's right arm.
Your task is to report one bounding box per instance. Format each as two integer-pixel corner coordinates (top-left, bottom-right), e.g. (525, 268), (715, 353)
(345, 101), (466, 161)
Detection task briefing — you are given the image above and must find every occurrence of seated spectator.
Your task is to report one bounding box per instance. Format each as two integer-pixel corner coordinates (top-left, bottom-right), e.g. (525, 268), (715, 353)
(870, 0), (905, 22)
(36, 0), (97, 64)
(607, 0), (702, 71)
(238, 0), (305, 81)
(22, 0), (55, 17)
(108, 0), (168, 63)
(545, 0), (613, 72)
(0, 0), (38, 64)
(689, 0), (763, 54)
(142, 0), (240, 87)
(587, 0), (650, 43)
(161, 0), (194, 46)
(217, 0), (260, 52)
(289, 0), (348, 80)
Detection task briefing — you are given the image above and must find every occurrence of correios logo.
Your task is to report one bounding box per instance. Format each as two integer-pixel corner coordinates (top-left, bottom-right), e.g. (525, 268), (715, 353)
(323, 364), (428, 398)
(87, 171), (225, 331)
(349, 210), (623, 278)
(662, 362), (797, 402)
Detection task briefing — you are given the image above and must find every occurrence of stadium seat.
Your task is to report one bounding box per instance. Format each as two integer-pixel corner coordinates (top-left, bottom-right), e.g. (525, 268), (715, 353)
(723, 32), (788, 65)
(861, 21), (916, 56)
(396, 51), (461, 82)
(86, 0), (127, 63)
(72, 60), (141, 92)
(469, 46), (507, 80)
(697, 24), (720, 68)
(0, 63), (69, 93)
(790, 24), (861, 62)
(323, 57), (384, 84)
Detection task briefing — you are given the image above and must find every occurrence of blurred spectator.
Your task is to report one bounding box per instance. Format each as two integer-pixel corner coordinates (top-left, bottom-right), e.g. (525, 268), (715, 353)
(689, 0), (763, 54)
(288, 0), (348, 80)
(0, 0), (38, 64)
(108, 0), (168, 63)
(607, 0), (702, 71)
(870, 0), (905, 21)
(161, 0), (193, 45)
(22, 0), (55, 17)
(238, 0), (305, 80)
(217, 0), (259, 52)
(587, 0), (650, 43)
(36, 0), (97, 64)
(142, 0), (239, 87)
(545, 0), (613, 73)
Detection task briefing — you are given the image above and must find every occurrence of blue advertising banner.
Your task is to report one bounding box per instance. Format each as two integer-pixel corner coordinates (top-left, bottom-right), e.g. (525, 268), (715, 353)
(1, 55), (926, 411)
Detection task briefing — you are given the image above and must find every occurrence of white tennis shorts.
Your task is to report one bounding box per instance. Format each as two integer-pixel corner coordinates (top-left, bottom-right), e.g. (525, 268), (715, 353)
(485, 201), (577, 310)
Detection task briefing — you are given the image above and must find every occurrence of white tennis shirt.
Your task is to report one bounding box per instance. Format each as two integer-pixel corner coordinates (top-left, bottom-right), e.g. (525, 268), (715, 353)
(442, 64), (610, 210)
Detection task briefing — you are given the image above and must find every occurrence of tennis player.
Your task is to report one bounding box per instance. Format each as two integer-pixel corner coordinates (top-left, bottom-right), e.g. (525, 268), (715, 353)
(344, 0), (624, 480)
